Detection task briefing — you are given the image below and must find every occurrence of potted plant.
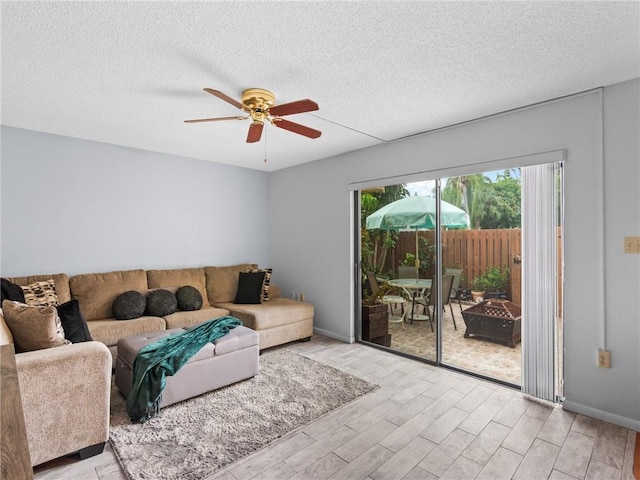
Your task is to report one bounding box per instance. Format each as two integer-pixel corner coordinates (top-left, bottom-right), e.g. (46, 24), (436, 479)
(470, 275), (487, 302)
(361, 282), (393, 345)
(484, 266), (510, 299)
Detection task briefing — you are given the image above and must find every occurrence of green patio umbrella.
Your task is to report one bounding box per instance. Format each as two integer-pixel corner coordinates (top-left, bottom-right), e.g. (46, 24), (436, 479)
(365, 195), (470, 278)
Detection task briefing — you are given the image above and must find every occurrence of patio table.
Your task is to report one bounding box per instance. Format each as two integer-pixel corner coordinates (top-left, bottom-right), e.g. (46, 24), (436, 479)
(388, 278), (432, 323)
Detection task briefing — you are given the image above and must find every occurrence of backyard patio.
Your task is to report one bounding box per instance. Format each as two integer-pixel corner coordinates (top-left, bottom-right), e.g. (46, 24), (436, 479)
(385, 301), (523, 385)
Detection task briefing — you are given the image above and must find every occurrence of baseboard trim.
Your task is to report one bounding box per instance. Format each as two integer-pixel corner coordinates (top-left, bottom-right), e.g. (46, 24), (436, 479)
(313, 327), (352, 344)
(562, 400), (640, 431)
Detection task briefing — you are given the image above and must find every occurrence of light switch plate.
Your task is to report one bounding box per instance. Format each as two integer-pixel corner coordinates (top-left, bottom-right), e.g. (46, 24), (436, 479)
(624, 236), (640, 254)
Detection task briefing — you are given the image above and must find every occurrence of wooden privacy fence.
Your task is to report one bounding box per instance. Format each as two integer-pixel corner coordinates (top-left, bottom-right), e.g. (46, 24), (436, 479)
(382, 227), (563, 310)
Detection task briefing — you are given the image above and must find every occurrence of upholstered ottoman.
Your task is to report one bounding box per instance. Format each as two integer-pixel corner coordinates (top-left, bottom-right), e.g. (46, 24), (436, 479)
(115, 325), (259, 408)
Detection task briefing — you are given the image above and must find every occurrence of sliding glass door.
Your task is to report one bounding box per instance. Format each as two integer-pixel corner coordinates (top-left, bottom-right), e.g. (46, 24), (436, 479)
(359, 185), (437, 362)
(356, 161), (563, 396)
(438, 169), (523, 385)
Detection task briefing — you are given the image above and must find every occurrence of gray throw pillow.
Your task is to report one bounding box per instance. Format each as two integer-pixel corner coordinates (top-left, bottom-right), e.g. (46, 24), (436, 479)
(176, 286), (203, 311)
(145, 289), (177, 317)
(112, 291), (146, 320)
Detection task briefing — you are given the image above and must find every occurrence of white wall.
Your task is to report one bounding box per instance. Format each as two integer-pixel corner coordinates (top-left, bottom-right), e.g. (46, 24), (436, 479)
(0, 127), (270, 276)
(269, 79), (640, 430)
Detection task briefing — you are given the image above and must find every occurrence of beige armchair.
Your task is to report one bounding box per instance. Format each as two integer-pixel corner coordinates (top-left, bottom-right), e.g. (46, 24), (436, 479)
(0, 311), (112, 467)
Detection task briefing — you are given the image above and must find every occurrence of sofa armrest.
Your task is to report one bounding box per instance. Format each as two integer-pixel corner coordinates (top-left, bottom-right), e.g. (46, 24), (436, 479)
(269, 284), (281, 299)
(16, 341), (112, 466)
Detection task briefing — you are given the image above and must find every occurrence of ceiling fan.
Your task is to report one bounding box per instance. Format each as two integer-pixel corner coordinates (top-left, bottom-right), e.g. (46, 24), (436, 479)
(185, 88), (322, 143)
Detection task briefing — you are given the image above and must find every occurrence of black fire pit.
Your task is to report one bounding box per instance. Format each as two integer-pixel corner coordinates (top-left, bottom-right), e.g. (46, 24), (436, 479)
(461, 299), (522, 348)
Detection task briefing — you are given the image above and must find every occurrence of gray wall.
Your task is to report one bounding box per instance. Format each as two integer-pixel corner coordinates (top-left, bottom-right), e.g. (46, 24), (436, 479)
(269, 79), (640, 430)
(0, 127), (270, 276)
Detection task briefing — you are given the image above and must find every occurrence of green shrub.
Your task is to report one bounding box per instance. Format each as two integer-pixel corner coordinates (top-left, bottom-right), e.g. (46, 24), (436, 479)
(483, 266), (510, 291)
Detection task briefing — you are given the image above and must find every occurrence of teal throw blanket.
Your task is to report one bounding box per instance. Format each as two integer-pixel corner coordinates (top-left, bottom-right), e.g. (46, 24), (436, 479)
(126, 316), (243, 423)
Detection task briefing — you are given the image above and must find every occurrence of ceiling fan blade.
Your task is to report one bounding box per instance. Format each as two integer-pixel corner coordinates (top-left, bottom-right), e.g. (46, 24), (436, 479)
(203, 88), (246, 111)
(246, 122), (264, 143)
(269, 99), (319, 117)
(184, 116), (246, 123)
(273, 118), (321, 139)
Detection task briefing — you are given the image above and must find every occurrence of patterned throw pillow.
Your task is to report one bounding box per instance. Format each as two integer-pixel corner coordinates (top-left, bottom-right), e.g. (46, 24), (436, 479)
(21, 279), (59, 307)
(1, 300), (70, 352)
(247, 268), (272, 302)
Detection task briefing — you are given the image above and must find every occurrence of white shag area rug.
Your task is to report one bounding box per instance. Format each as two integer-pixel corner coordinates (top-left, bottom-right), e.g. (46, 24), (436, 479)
(109, 349), (378, 480)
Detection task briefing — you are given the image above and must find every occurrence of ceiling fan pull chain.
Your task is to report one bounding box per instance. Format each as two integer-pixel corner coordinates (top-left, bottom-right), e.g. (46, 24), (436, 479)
(264, 126), (268, 163)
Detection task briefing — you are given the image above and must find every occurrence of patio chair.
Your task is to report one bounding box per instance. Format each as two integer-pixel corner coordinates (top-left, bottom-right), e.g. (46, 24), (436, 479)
(415, 274), (456, 332)
(366, 272), (406, 327)
(445, 268), (463, 322)
(445, 268), (463, 300)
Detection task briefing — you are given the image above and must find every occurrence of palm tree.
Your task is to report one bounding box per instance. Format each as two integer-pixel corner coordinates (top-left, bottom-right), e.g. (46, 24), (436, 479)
(442, 174), (491, 228)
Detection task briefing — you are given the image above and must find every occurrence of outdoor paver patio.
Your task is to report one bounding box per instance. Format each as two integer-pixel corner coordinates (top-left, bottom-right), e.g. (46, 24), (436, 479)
(386, 302), (522, 384)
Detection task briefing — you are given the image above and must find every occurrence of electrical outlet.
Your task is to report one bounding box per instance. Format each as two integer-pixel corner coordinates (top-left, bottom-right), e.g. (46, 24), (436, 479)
(624, 236), (640, 253)
(597, 349), (611, 369)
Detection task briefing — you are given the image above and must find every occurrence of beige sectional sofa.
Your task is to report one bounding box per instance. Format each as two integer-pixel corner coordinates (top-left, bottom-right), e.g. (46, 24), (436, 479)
(11, 263), (313, 361)
(3, 263), (313, 468)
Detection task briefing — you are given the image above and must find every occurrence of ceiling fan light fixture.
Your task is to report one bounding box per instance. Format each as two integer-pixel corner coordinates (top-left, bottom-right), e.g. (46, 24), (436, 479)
(185, 87), (321, 144)
(241, 88), (275, 111)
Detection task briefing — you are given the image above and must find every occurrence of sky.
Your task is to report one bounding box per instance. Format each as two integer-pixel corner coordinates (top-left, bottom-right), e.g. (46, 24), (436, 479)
(406, 168), (520, 197)
(406, 180), (436, 197)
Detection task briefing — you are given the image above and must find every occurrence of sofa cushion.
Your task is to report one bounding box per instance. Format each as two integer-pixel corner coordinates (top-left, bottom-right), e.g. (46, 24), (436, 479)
(147, 268), (209, 306)
(2, 300), (70, 351)
(69, 270), (148, 321)
(145, 289), (177, 317)
(56, 299), (93, 343)
(112, 291), (147, 320)
(8, 273), (71, 304)
(234, 271), (265, 304)
(204, 264), (257, 304)
(21, 279), (59, 307)
(163, 306), (229, 329)
(162, 305), (229, 328)
(86, 316), (166, 347)
(214, 298), (314, 331)
(175, 286), (203, 311)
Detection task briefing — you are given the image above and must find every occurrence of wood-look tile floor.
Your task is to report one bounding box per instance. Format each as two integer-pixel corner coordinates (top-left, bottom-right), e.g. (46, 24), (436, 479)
(34, 335), (636, 480)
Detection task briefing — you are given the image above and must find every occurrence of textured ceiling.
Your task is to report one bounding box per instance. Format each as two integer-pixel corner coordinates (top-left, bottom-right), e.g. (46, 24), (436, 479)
(2, 1), (639, 172)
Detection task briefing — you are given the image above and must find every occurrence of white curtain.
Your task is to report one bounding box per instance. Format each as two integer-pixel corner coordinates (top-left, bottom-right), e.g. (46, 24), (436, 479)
(521, 162), (561, 402)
